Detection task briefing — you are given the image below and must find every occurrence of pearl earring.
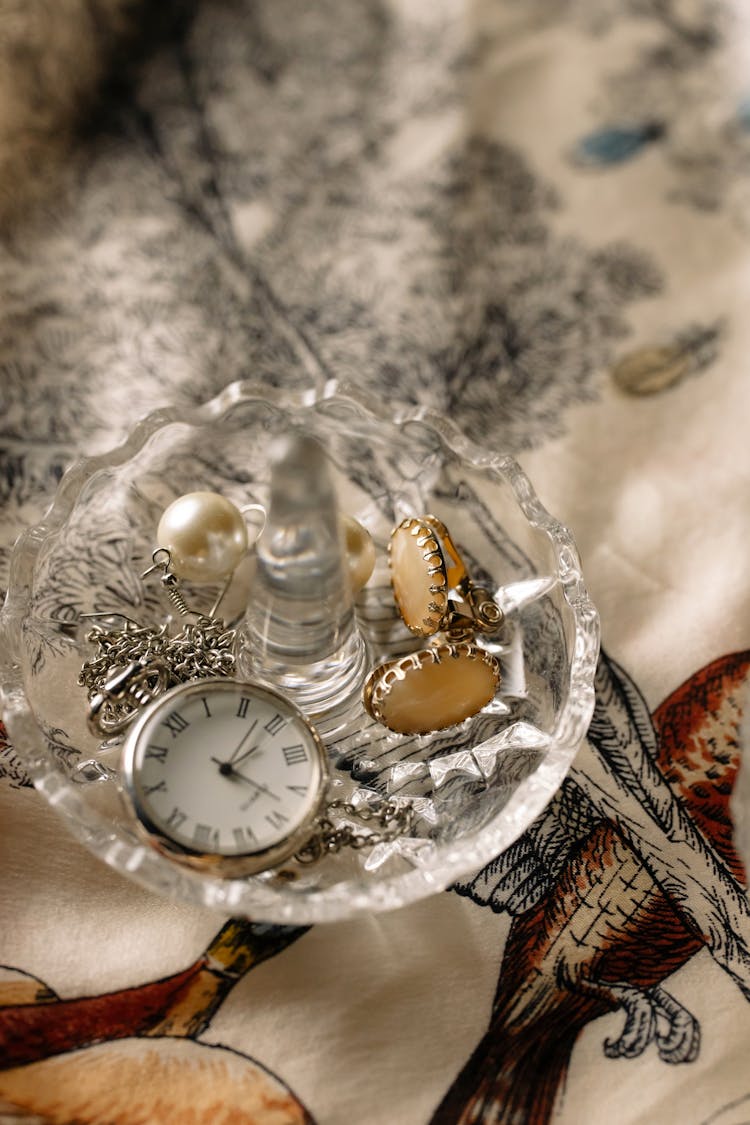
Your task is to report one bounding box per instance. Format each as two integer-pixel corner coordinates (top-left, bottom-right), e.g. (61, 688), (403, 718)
(341, 513), (376, 595)
(156, 491), (249, 584)
(363, 515), (503, 734)
(79, 492), (254, 736)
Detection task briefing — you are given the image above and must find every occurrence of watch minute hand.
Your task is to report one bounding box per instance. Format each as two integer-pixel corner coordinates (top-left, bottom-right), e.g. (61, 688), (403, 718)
(211, 760), (281, 802)
(227, 719), (259, 765)
(234, 770), (281, 802)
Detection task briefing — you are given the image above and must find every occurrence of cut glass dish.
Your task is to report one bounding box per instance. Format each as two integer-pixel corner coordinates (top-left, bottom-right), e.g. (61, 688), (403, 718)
(0, 381), (599, 923)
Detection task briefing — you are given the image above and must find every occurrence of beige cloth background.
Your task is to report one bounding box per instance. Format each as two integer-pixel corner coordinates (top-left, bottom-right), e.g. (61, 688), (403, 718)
(2, 1), (750, 1122)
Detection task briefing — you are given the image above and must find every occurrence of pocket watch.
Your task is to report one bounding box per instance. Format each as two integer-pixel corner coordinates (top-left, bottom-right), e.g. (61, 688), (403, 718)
(121, 677), (329, 876)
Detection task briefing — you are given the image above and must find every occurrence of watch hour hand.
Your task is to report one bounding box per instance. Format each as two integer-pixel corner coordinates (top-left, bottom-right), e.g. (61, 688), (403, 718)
(231, 742), (263, 769)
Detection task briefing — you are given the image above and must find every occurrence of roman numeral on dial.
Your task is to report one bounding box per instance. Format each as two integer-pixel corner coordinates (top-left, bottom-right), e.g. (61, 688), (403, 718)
(265, 810), (289, 831)
(264, 714), (286, 736)
(233, 826), (257, 849)
(166, 807), (187, 831)
(143, 779), (167, 797)
(163, 711), (189, 738)
(145, 745), (168, 762)
(194, 823), (221, 849)
(282, 744), (307, 766)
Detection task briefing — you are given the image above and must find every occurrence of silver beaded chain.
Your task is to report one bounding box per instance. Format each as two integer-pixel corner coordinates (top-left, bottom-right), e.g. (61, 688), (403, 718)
(295, 797), (415, 863)
(78, 615), (236, 694)
(78, 615), (237, 735)
(78, 547), (238, 736)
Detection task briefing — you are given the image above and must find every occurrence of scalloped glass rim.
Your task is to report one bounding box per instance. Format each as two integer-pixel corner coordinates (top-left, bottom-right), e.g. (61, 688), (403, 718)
(0, 380), (600, 923)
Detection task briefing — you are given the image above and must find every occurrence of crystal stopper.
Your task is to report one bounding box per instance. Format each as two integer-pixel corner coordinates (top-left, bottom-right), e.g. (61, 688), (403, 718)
(235, 432), (368, 720)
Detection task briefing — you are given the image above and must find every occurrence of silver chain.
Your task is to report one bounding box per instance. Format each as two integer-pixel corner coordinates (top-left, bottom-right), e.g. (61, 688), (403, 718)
(78, 616), (236, 693)
(295, 797), (415, 863)
(78, 616), (236, 735)
(78, 549), (236, 703)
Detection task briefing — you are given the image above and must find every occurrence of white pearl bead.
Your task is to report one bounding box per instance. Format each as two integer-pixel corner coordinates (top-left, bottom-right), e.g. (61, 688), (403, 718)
(341, 515), (376, 594)
(157, 492), (248, 584)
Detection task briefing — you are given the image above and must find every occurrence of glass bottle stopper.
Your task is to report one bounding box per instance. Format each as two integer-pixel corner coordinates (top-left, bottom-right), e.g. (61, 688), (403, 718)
(235, 432), (368, 720)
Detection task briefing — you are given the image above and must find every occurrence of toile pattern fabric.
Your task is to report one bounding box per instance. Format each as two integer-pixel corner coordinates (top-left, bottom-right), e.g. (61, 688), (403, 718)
(2, 1), (750, 1122)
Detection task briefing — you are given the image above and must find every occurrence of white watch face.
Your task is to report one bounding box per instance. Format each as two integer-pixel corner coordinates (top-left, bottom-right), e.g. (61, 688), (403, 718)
(122, 679), (326, 862)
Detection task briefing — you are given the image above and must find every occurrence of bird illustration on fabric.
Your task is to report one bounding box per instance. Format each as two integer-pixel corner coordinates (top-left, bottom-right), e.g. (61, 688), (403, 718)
(433, 647), (750, 1125)
(2, 649), (748, 1125)
(0, 919), (314, 1124)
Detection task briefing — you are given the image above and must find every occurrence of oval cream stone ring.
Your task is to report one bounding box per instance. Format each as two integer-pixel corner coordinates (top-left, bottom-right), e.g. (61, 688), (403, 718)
(363, 642), (500, 735)
(389, 514), (502, 638)
(389, 515), (469, 636)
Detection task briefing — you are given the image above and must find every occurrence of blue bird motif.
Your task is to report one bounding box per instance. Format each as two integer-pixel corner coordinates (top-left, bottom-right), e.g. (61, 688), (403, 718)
(572, 122), (665, 166)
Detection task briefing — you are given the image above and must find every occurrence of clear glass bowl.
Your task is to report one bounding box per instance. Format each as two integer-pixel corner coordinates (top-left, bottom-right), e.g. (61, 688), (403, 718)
(0, 382), (599, 923)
